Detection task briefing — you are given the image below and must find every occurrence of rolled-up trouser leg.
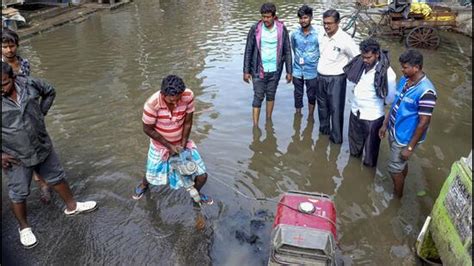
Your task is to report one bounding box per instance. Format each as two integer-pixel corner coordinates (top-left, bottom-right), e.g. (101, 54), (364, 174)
(264, 72), (279, 102)
(328, 75), (346, 144)
(6, 164), (34, 203)
(252, 77), (266, 108)
(34, 149), (66, 186)
(6, 149), (65, 203)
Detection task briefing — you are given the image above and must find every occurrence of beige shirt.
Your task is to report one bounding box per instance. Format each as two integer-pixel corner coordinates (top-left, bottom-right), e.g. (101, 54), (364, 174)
(317, 28), (359, 75)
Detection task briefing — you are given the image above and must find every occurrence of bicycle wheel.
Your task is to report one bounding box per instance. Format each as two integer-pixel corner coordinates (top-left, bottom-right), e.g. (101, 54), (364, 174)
(340, 15), (357, 38)
(368, 23), (383, 37)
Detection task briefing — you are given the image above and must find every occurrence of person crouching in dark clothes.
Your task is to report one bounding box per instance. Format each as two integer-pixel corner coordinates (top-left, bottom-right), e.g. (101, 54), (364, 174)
(343, 38), (396, 167)
(2, 62), (97, 248)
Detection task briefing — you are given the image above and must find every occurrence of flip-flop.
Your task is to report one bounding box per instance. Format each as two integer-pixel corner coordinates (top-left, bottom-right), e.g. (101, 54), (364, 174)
(132, 184), (149, 200)
(19, 227), (38, 249)
(199, 193), (214, 205)
(193, 193), (214, 209)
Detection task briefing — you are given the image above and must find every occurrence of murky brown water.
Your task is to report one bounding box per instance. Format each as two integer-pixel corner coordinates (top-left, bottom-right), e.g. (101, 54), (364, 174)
(2, 0), (472, 265)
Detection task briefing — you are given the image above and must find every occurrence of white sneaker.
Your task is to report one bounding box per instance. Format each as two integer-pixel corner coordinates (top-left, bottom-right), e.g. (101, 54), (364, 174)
(64, 201), (98, 216)
(19, 227), (38, 249)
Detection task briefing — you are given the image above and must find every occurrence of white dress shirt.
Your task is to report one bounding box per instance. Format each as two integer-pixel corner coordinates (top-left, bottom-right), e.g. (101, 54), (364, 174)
(317, 28), (360, 75)
(351, 64), (397, 120)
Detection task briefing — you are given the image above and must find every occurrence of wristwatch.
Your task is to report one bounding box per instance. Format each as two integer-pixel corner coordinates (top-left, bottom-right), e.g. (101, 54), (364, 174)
(407, 145), (413, 151)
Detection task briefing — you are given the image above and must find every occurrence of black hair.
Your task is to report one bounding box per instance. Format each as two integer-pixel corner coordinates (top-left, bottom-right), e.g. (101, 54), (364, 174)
(399, 49), (423, 69)
(2, 61), (15, 78)
(323, 9), (340, 23)
(2, 28), (20, 46)
(260, 2), (276, 16)
(359, 38), (380, 54)
(297, 5), (313, 18)
(160, 75), (186, 96)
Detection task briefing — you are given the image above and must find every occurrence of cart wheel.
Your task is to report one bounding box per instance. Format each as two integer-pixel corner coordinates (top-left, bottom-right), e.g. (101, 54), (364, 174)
(340, 15), (357, 38)
(405, 26), (440, 49)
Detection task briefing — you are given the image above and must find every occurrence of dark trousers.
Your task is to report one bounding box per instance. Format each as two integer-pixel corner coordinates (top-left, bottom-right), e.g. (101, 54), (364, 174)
(293, 77), (317, 109)
(348, 112), (385, 167)
(252, 72), (279, 108)
(316, 74), (346, 144)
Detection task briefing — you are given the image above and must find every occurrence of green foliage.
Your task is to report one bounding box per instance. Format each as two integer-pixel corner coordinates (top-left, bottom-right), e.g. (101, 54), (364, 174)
(419, 229), (440, 260)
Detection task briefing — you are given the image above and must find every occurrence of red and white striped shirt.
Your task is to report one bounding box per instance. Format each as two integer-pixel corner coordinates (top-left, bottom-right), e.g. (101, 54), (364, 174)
(142, 89), (195, 150)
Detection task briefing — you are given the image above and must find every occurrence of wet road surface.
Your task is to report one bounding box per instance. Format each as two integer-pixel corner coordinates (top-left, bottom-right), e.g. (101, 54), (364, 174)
(2, 0), (472, 265)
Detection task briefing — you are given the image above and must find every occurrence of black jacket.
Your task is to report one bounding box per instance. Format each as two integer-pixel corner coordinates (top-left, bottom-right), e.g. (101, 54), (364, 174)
(343, 50), (391, 99)
(243, 20), (292, 79)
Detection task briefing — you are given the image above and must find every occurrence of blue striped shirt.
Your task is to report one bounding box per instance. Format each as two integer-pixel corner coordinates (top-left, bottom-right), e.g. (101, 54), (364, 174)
(389, 75), (437, 136)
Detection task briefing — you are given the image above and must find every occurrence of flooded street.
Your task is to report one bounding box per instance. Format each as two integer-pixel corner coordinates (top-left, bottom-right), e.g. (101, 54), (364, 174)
(2, 0), (472, 265)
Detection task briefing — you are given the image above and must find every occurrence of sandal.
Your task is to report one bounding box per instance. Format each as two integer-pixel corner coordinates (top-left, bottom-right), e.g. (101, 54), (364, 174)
(64, 201), (98, 216)
(199, 193), (214, 205)
(19, 227), (38, 249)
(192, 193), (214, 209)
(132, 184), (149, 200)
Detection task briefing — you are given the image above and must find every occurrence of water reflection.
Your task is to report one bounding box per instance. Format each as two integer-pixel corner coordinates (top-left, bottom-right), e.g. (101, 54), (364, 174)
(248, 121), (283, 197)
(280, 114), (316, 190)
(2, 0), (471, 265)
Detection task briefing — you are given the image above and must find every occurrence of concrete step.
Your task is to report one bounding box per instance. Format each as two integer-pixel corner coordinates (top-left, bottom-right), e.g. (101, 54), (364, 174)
(17, 6), (98, 38)
(19, 4), (80, 24)
(15, 0), (132, 39)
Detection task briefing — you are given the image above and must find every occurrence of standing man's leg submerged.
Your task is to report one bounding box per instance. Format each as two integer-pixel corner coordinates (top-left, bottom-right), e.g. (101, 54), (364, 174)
(328, 75), (346, 144)
(252, 77), (266, 127)
(293, 77), (305, 114)
(253, 107), (261, 126)
(265, 73), (279, 121)
(348, 112), (366, 158)
(388, 135), (410, 198)
(306, 77), (318, 118)
(316, 76), (330, 135)
(308, 103), (315, 118)
(362, 116), (384, 167)
(266, 101), (274, 120)
(391, 167), (407, 198)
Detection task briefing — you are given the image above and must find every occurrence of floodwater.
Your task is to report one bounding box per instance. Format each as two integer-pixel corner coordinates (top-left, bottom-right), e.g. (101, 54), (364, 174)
(2, 0), (472, 265)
